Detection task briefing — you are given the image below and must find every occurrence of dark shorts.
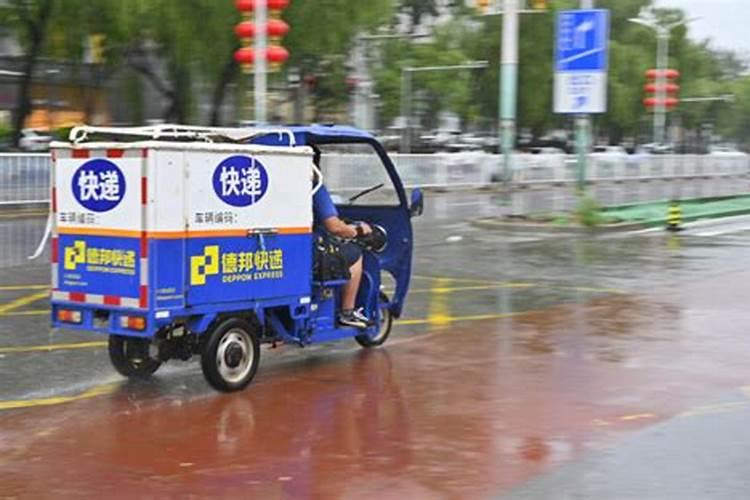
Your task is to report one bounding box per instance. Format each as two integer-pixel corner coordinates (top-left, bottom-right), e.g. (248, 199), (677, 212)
(340, 241), (363, 267)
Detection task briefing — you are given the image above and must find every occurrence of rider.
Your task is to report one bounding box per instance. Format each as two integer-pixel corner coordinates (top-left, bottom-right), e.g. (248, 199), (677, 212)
(312, 145), (373, 329)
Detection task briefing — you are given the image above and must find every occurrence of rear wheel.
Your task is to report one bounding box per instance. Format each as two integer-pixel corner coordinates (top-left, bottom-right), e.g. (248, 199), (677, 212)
(201, 318), (260, 392)
(108, 335), (161, 379)
(355, 292), (394, 348)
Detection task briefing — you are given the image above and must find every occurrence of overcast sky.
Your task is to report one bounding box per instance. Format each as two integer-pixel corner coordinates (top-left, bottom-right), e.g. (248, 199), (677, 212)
(654, 0), (750, 53)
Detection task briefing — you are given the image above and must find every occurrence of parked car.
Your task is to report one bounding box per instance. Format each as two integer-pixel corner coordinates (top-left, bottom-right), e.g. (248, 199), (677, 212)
(19, 128), (53, 152)
(708, 145), (745, 156)
(638, 143), (674, 155)
(592, 145), (628, 156)
(527, 146), (566, 156)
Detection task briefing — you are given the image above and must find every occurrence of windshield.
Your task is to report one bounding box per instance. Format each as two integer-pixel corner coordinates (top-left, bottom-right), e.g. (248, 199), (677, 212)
(316, 143), (400, 207)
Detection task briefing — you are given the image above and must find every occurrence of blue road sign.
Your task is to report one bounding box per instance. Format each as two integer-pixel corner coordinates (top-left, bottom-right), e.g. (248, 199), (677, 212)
(555, 9), (610, 73)
(554, 9), (610, 114)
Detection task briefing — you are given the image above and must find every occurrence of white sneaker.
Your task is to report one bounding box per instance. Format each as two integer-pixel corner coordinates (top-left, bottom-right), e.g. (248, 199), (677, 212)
(339, 310), (367, 329)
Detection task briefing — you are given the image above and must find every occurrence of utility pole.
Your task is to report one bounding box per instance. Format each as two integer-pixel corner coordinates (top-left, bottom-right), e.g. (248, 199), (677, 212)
(654, 27), (669, 145)
(500, 0), (519, 184)
(576, 0), (594, 193)
(254, 0), (267, 124)
(400, 68), (412, 153)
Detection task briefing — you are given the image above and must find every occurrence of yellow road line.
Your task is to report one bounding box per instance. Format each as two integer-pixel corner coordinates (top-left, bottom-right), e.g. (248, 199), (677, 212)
(0, 291), (48, 315)
(0, 341), (107, 354)
(413, 274), (497, 285)
(427, 278), (453, 328)
(0, 309), (49, 317)
(0, 285), (48, 291)
(399, 310), (527, 326)
(412, 275), (626, 295)
(0, 383), (117, 411)
(409, 283), (534, 294)
(619, 413), (657, 421)
(0, 211), (48, 220)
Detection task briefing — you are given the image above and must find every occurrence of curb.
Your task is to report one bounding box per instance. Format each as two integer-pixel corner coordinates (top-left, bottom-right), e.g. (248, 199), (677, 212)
(471, 218), (648, 234)
(473, 206), (750, 234)
(601, 194), (750, 212)
(633, 206), (750, 228)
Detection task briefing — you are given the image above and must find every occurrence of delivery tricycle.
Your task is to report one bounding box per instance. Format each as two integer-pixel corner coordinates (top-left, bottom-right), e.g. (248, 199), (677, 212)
(50, 124), (423, 391)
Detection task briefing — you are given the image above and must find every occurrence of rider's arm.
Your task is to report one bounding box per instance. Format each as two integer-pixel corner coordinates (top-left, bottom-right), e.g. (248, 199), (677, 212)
(322, 217), (358, 239)
(315, 184), (371, 238)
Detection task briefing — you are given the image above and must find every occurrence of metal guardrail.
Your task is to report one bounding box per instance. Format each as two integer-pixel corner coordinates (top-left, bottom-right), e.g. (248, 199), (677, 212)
(0, 153), (50, 205)
(0, 152), (748, 206)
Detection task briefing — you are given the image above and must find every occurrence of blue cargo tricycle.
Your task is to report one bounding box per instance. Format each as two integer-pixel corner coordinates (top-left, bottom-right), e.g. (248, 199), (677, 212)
(50, 124), (423, 391)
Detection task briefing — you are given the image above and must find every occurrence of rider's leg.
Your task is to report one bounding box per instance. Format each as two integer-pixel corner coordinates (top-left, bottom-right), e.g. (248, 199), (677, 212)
(342, 256), (362, 311)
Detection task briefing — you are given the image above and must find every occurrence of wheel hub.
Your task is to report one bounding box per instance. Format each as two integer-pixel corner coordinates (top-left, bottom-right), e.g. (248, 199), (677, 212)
(224, 343), (244, 368)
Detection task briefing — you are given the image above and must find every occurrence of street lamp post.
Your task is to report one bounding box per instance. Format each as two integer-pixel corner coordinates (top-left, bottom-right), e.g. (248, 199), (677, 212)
(254, 0), (268, 124)
(354, 32), (428, 131)
(399, 61), (488, 153)
(629, 14), (698, 145)
(499, 0), (519, 184)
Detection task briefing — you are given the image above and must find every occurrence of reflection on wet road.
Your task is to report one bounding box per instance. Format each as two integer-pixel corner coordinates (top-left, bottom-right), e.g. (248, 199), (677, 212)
(2, 192), (750, 498)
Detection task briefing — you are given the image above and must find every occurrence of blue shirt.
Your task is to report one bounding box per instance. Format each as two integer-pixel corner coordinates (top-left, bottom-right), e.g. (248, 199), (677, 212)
(313, 185), (338, 229)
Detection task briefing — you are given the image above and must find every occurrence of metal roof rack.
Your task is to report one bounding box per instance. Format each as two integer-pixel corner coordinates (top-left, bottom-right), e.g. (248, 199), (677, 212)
(68, 124), (297, 147)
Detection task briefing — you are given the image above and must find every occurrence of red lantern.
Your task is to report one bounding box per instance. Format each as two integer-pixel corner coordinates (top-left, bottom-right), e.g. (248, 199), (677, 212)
(233, 0), (291, 72)
(235, 0), (290, 14)
(234, 47), (255, 73)
(644, 82), (680, 94)
(234, 47), (255, 64)
(266, 45), (289, 71)
(644, 68), (681, 111)
(235, 20), (288, 41)
(645, 68), (680, 80)
(236, 0), (255, 19)
(236, 0), (254, 12)
(235, 21), (255, 40)
(268, 0), (290, 10)
(267, 19), (289, 41)
(644, 97), (679, 109)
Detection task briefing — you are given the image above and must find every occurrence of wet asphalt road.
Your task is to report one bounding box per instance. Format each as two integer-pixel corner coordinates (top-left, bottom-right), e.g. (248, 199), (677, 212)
(2, 191), (750, 498)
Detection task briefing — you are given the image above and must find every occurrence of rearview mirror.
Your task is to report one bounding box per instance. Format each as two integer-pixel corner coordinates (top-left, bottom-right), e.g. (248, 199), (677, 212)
(409, 188), (424, 217)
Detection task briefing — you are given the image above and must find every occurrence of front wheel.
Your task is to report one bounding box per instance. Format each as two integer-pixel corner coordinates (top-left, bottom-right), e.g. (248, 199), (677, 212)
(108, 335), (161, 379)
(355, 292), (394, 348)
(201, 318), (261, 392)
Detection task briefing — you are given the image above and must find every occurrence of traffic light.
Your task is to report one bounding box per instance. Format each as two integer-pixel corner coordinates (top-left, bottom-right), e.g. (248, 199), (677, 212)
(89, 34), (106, 64)
(531, 0), (548, 9)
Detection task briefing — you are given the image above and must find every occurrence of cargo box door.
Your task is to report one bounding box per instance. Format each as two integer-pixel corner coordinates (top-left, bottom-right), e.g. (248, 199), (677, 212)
(54, 150), (146, 308)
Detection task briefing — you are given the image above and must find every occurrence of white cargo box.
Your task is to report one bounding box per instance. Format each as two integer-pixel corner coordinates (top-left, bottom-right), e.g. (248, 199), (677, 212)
(51, 131), (313, 311)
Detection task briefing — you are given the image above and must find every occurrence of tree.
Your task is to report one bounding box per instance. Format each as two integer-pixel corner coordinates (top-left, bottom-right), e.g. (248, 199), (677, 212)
(2, 0), (54, 147)
(283, 0), (394, 118)
(374, 15), (491, 130)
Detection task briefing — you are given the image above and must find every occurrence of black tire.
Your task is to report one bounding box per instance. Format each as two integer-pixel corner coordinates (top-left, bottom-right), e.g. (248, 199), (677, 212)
(355, 292), (394, 348)
(201, 317), (261, 392)
(108, 335), (161, 379)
